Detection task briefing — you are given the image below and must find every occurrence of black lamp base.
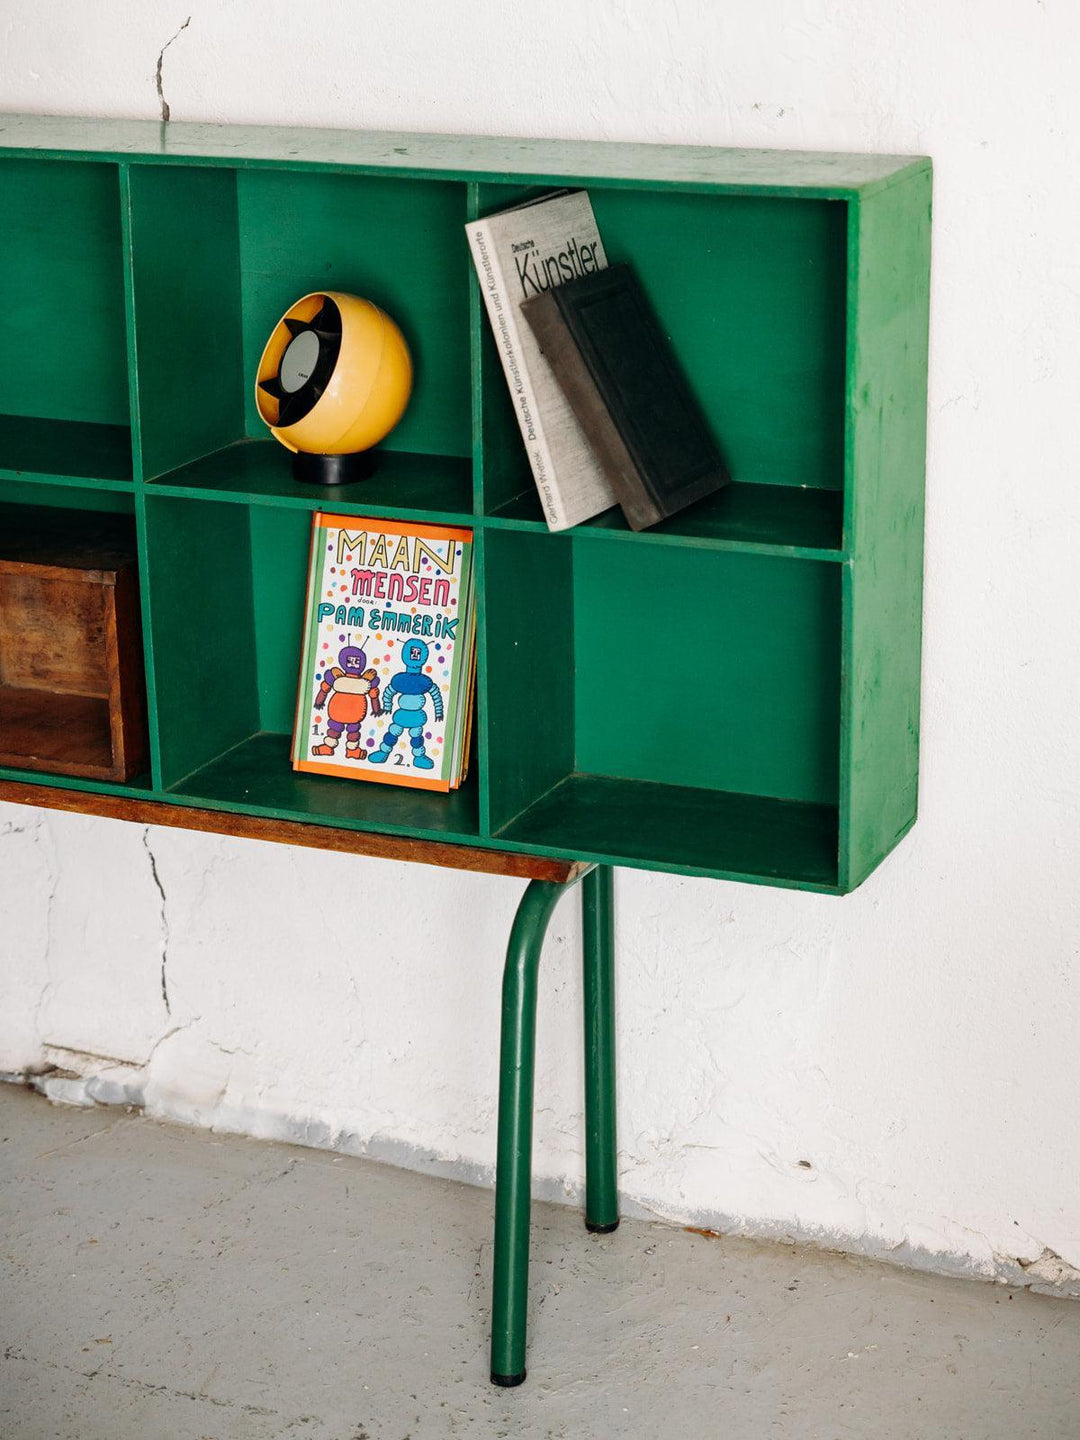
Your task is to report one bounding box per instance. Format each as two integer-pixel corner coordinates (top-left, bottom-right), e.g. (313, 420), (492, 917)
(292, 450), (375, 485)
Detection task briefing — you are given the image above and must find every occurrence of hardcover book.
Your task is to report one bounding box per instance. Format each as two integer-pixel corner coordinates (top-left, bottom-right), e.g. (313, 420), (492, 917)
(520, 263), (731, 531)
(292, 515), (475, 791)
(465, 190), (619, 531)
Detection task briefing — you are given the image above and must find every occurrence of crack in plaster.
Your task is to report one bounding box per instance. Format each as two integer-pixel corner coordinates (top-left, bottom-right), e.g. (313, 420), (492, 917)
(142, 828), (170, 1017)
(154, 15), (191, 123)
(1002, 1246), (1080, 1293)
(145, 1020), (197, 1065)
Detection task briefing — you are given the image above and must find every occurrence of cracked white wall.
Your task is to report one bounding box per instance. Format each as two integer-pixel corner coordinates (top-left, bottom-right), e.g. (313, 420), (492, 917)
(1, 0), (1079, 1293)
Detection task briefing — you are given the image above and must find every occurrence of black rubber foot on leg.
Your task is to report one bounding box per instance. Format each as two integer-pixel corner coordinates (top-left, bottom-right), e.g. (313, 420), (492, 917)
(586, 1218), (620, 1234)
(291, 450), (375, 485)
(491, 1370), (527, 1388)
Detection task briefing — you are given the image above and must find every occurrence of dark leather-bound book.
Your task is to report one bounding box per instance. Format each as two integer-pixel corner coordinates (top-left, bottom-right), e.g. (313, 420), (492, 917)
(520, 263), (729, 530)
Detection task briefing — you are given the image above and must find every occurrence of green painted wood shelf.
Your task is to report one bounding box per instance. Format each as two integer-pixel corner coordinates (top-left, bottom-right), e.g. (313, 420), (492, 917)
(0, 115), (931, 893)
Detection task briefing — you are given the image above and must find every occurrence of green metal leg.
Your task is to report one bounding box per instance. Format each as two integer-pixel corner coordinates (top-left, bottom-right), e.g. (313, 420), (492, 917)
(490, 872), (590, 1388)
(582, 865), (618, 1233)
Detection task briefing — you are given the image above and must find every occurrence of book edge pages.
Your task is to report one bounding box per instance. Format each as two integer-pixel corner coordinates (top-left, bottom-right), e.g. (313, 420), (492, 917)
(467, 218), (568, 530)
(439, 538), (474, 786)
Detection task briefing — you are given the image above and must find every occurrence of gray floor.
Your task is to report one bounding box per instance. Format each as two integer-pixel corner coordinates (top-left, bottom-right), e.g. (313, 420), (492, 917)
(1, 1085), (1077, 1440)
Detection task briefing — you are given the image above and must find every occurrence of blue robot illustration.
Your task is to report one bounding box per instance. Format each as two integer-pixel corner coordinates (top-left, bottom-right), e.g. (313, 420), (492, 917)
(369, 638), (443, 770)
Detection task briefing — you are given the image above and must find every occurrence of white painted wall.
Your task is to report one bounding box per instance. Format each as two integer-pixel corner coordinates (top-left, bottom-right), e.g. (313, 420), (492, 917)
(2, 0), (1078, 1290)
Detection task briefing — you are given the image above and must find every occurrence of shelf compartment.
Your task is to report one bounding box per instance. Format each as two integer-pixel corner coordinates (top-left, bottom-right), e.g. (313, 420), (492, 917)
(144, 494), (482, 839)
(484, 529), (841, 883)
(0, 689), (114, 778)
(0, 415), (132, 486)
(127, 164), (473, 482)
(0, 500), (148, 786)
(148, 438), (473, 522)
(487, 479), (844, 557)
(474, 182), (846, 536)
(0, 159), (132, 482)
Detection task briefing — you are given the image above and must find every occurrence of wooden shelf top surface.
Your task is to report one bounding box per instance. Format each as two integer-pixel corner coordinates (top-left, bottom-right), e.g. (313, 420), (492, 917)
(0, 779), (589, 885)
(0, 113), (928, 197)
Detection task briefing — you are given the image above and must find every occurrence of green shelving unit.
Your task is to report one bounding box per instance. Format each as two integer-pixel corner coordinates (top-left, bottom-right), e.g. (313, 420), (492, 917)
(0, 114), (931, 894)
(0, 114), (931, 1384)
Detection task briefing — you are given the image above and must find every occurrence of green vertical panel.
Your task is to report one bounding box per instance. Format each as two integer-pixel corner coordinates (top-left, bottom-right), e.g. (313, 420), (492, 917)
(0, 479), (130, 513)
(132, 495), (160, 791)
(117, 165), (145, 483)
(472, 183), (552, 515)
(248, 505), (313, 733)
(143, 496), (258, 787)
(0, 159), (129, 426)
(236, 171), (470, 456)
(467, 182), (485, 516)
(127, 166), (244, 479)
(573, 543), (840, 804)
(484, 530), (574, 830)
(472, 525), (491, 833)
(840, 166), (932, 890)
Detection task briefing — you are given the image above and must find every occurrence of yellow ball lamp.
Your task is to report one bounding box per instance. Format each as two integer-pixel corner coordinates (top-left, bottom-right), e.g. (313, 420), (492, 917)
(255, 291), (413, 484)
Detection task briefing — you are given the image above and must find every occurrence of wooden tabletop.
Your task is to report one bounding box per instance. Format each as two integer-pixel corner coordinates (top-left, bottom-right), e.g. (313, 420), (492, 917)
(0, 779), (588, 884)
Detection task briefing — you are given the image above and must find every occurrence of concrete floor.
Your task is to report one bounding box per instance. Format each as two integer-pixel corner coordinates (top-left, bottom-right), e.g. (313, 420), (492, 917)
(1, 1085), (1077, 1440)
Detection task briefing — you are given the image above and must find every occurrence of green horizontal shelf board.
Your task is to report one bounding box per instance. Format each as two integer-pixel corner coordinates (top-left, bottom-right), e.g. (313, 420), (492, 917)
(0, 482), (133, 515)
(0, 470), (133, 494)
(170, 732), (481, 841)
(0, 765), (153, 795)
(0, 416), (133, 483)
(496, 773), (840, 890)
(0, 115), (927, 198)
(145, 439), (474, 521)
(0, 758), (841, 892)
(487, 482), (847, 560)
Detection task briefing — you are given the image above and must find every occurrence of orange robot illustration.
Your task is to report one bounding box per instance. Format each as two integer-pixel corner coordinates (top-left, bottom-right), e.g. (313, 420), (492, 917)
(312, 642), (382, 760)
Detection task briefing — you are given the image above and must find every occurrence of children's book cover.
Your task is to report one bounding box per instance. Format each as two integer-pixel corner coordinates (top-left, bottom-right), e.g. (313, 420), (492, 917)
(292, 514), (475, 791)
